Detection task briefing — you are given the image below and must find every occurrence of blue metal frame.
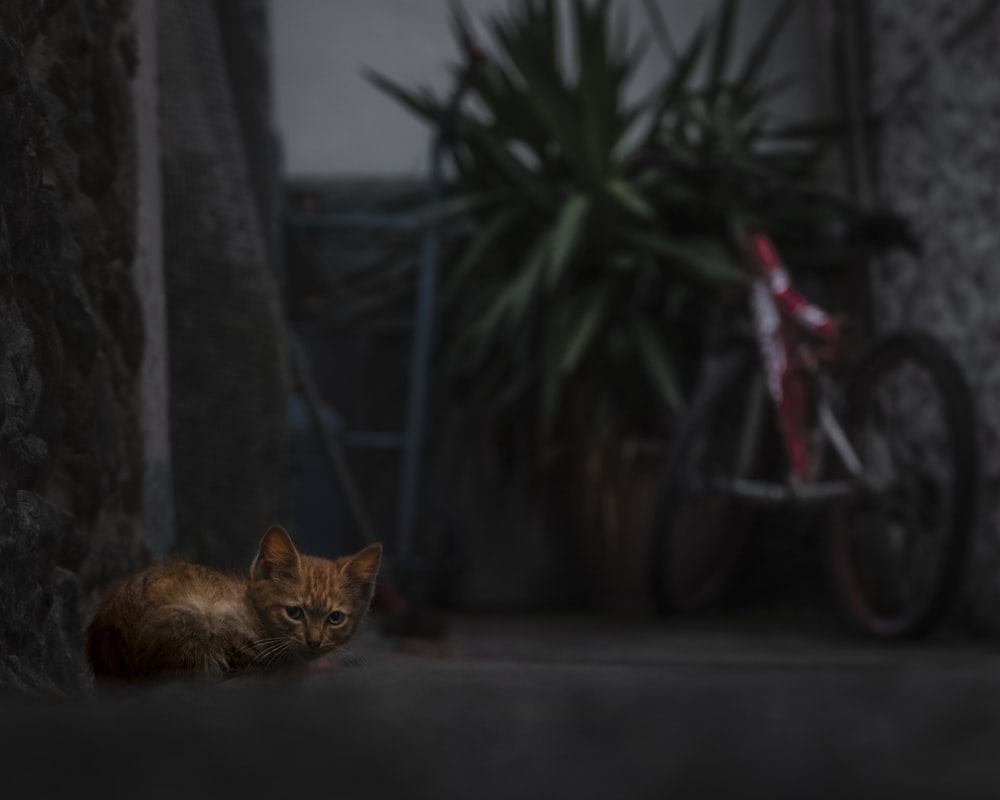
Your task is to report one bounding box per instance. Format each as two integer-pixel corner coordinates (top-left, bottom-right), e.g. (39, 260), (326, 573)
(287, 124), (450, 571)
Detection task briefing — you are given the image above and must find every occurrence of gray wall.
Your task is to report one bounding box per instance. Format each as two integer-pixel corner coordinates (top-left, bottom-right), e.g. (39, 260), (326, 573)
(869, 0), (1000, 632)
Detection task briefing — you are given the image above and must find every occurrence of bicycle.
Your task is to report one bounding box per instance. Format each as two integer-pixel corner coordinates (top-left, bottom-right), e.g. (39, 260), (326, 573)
(648, 219), (980, 638)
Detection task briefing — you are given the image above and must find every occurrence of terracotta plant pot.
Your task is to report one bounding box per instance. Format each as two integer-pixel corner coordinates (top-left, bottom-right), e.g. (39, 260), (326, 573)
(570, 442), (663, 614)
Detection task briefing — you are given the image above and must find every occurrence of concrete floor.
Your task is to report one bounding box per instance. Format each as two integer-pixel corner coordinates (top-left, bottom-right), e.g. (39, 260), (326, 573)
(4, 613), (1000, 799)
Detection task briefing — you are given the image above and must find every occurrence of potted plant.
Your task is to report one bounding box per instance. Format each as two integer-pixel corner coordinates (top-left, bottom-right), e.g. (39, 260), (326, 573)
(367, 0), (900, 611)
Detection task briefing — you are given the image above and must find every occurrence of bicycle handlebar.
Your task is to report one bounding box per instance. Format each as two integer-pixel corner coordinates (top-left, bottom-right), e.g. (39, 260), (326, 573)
(638, 145), (919, 256)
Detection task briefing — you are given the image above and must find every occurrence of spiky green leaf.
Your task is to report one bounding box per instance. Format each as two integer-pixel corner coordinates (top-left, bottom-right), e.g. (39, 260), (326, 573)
(630, 315), (683, 410)
(444, 207), (521, 297)
(708, 0), (738, 93)
(547, 194), (591, 287)
(639, 22), (708, 148)
(736, 0), (796, 94)
(559, 289), (611, 374)
(364, 70), (440, 124)
(606, 177), (653, 219)
(620, 230), (744, 286)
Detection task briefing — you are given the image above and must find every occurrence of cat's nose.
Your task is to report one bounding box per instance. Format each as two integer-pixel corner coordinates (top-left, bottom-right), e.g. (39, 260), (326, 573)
(306, 639), (321, 650)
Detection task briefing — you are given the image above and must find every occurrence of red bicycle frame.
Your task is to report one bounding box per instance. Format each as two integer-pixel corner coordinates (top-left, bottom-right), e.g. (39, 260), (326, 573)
(744, 230), (844, 483)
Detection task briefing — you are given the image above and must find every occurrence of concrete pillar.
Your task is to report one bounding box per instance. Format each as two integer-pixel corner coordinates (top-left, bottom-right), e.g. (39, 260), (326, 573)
(132, 0), (176, 559)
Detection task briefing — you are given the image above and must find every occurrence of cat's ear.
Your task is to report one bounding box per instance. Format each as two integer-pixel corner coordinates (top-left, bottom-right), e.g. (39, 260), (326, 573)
(345, 542), (382, 605)
(251, 525), (301, 582)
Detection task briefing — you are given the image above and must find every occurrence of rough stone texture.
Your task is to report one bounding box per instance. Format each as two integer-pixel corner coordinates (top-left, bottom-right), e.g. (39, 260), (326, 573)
(158, 0), (291, 569)
(0, 0), (147, 692)
(869, 0), (1000, 631)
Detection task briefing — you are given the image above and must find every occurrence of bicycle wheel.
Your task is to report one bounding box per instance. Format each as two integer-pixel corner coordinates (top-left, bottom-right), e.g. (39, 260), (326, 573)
(649, 350), (767, 613)
(828, 331), (979, 638)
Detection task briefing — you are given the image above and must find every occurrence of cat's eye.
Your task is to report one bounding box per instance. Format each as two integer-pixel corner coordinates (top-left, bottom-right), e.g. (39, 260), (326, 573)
(327, 610), (346, 625)
(285, 605), (304, 620)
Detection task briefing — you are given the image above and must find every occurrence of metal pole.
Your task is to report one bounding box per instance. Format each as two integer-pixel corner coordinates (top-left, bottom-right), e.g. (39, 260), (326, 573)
(393, 50), (476, 568)
(394, 134), (444, 566)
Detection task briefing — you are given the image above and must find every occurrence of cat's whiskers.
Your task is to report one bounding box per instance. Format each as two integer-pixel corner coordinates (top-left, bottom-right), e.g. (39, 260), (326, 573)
(259, 641), (291, 672)
(248, 641), (288, 669)
(233, 636), (286, 657)
(249, 640), (285, 659)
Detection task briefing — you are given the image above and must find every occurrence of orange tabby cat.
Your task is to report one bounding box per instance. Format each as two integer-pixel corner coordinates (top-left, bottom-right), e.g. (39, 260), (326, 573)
(85, 526), (382, 683)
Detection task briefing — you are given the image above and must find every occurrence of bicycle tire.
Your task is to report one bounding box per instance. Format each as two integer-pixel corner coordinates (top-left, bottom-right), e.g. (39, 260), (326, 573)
(649, 349), (764, 613)
(828, 330), (979, 638)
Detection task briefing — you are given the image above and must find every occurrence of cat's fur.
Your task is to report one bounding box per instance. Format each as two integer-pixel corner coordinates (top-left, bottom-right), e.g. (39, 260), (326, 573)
(85, 526), (382, 683)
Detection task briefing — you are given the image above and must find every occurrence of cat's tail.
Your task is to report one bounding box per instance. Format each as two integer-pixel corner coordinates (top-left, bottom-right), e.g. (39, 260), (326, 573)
(85, 614), (133, 682)
(85, 573), (149, 682)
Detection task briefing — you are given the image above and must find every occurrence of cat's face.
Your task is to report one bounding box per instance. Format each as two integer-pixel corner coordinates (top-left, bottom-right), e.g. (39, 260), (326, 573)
(248, 527), (382, 661)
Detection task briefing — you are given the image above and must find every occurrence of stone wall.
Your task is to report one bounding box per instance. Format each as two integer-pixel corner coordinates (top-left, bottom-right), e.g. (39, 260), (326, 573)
(869, 0), (1000, 631)
(0, 0), (147, 692)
